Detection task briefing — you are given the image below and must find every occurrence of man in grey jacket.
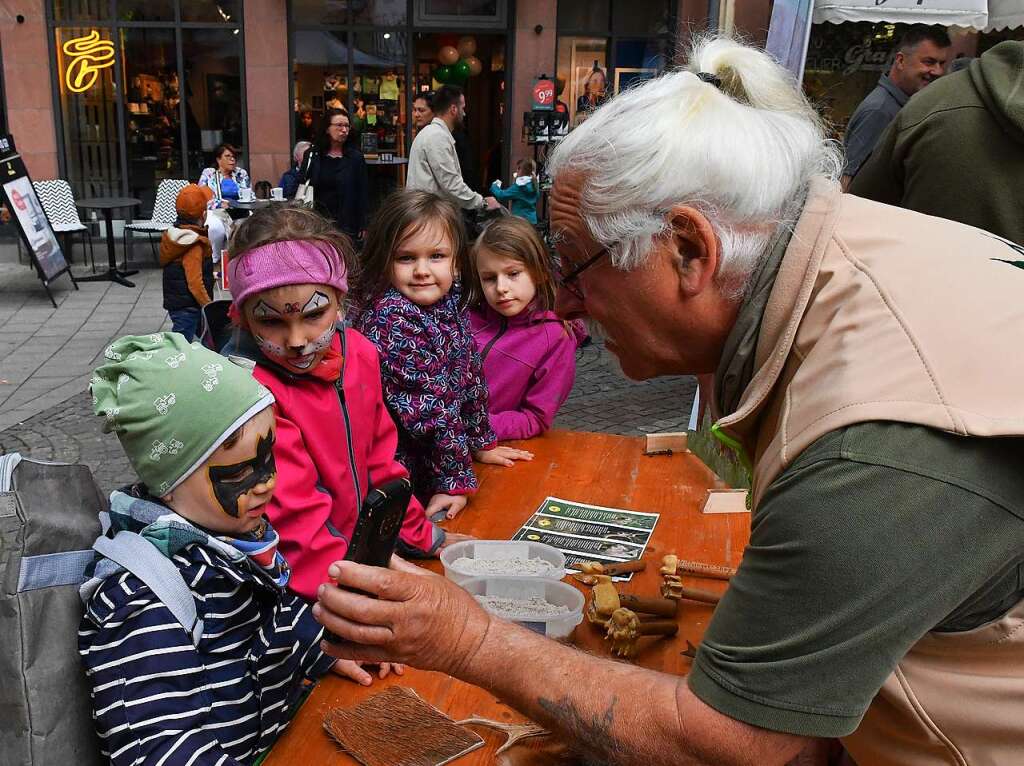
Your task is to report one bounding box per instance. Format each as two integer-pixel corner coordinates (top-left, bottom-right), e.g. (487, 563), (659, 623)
(841, 25), (950, 189)
(407, 85), (498, 212)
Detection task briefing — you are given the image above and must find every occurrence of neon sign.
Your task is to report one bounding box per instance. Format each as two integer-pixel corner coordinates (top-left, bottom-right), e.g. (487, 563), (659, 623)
(62, 31), (115, 93)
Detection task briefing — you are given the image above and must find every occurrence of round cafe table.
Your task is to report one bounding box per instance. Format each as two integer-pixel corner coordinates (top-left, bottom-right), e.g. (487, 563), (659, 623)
(75, 196), (142, 288)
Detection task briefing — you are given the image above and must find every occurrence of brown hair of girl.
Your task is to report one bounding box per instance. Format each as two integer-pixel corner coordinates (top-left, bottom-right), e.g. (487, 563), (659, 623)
(470, 215), (557, 312)
(359, 189), (473, 309)
(228, 203), (357, 309)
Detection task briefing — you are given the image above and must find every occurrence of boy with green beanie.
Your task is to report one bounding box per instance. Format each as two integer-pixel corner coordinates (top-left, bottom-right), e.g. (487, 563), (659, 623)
(79, 333), (375, 766)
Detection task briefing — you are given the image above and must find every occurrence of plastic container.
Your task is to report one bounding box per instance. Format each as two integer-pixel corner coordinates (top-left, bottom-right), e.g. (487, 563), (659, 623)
(440, 540), (565, 586)
(461, 576), (585, 640)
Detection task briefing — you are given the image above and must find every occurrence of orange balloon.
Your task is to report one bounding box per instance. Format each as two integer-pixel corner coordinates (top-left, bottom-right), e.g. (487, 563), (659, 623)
(465, 55), (483, 77)
(457, 36), (477, 58)
(438, 45), (459, 66)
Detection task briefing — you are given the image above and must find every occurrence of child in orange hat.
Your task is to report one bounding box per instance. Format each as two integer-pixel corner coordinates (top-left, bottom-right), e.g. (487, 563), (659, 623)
(160, 184), (215, 341)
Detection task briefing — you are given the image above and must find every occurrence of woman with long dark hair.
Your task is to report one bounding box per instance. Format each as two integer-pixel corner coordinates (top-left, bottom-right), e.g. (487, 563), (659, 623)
(298, 109), (368, 243)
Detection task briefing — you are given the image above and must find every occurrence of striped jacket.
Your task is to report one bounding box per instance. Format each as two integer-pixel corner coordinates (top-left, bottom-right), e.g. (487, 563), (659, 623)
(78, 518), (335, 765)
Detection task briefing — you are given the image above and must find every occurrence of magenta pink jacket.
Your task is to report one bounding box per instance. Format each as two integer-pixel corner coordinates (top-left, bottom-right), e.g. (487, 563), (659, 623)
(469, 303), (586, 441)
(231, 327), (442, 602)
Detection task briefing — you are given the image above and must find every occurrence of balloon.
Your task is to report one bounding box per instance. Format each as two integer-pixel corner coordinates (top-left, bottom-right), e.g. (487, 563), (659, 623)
(457, 36), (477, 58)
(435, 65), (452, 84)
(465, 55), (483, 77)
(438, 45), (459, 66)
(454, 59), (472, 81)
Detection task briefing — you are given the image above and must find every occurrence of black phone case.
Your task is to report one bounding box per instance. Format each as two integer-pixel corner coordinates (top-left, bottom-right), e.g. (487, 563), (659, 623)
(343, 477), (412, 567)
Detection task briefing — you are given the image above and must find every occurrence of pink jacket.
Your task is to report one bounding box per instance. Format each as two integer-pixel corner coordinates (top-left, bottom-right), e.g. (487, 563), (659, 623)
(231, 327), (442, 601)
(469, 304), (586, 441)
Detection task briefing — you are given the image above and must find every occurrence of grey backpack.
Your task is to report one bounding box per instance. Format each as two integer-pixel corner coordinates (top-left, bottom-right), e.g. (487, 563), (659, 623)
(0, 454), (105, 766)
(0, 454), (201, 766)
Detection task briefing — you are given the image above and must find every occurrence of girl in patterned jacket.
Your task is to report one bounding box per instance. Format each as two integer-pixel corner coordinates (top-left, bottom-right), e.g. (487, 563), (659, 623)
(351, 190), (533, 521)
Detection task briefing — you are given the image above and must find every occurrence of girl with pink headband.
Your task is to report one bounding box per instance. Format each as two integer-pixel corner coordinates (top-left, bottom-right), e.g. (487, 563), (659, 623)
(225, 205), (469, 685)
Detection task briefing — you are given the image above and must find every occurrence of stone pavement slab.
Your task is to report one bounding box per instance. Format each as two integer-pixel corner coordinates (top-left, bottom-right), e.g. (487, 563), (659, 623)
(0, 263), (170, 430)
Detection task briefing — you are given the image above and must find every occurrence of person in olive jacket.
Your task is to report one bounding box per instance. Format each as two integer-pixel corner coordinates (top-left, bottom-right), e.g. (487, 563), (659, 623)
(160, 184), (215, 341)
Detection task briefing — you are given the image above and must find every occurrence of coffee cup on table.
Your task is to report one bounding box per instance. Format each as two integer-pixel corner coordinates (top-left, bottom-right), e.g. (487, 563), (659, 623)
(271, 187), (284, 201)
(239, 187), (254, 202)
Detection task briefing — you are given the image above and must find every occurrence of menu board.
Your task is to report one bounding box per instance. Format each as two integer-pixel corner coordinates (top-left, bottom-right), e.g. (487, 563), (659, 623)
(0, 135), (72, 305)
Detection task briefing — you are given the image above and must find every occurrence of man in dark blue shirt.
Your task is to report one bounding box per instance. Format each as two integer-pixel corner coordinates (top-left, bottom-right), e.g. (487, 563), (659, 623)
(841, 25), (950, 188)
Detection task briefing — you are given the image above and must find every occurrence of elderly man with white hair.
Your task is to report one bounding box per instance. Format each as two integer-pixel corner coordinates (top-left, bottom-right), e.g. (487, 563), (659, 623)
(313, 37), (1024, 765)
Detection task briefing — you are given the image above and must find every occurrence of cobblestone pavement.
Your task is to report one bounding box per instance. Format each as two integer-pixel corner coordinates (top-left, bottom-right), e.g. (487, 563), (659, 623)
(1, 261), (695, 494)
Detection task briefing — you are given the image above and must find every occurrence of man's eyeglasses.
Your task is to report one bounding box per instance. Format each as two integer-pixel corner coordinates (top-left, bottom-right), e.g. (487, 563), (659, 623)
(556, 247), (609, 301)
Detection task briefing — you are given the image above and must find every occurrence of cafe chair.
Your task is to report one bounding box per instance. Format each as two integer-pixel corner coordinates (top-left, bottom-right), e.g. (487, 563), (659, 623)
(32, 179), (96, 272)
(124, 178), (188, 267)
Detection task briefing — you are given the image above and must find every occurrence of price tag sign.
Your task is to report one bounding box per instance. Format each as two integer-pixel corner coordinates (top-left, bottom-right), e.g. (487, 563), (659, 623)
(532, 78), (555, 111)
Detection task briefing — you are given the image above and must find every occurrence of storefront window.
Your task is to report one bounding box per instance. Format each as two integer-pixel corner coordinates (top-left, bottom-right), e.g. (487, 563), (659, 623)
(558, 0), (609, 34)
(611, 38), (667, 93)
(612, 0), (671, 36)
(55, 26), (122, 197)
(292, 29), (349, 145)
(291, 0), (348, 25)
(117, 0), (174, 22)
(182, 28), (243, 180)
(352, 0), (407, 26)
(53, 0), (110, 22)
(557, 1), (674, 126)
(351, 31), (406, 157)
(181, 0), (240, 23)
(121, 27), (180, 209)
(423, 0), (497, 14)
(557, 36), (608, 126)
(50, 0), (244, 209)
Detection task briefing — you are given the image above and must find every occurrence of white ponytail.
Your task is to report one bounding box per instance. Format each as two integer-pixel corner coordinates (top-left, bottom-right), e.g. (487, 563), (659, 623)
(547, 35), (842, 298)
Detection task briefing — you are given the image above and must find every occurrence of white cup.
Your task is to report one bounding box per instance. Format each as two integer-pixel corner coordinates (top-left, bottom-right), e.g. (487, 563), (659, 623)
(271, 186), (284, 201)
(239, 187), (254, 202)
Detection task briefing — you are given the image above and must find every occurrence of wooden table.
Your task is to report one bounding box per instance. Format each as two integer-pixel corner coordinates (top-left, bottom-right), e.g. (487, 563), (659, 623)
(264, 429), (750, 765)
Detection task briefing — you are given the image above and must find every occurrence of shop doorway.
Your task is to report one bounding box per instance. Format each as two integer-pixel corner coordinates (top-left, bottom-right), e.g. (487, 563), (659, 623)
(412, 33), (507, 194)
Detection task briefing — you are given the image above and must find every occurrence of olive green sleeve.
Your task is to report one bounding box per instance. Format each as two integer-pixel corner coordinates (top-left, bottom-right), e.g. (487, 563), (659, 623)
(688, 424), (1024, 738)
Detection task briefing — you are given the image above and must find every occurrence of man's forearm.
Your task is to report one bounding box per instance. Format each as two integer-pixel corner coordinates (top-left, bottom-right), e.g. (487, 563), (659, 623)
(458, 620), (804, 766)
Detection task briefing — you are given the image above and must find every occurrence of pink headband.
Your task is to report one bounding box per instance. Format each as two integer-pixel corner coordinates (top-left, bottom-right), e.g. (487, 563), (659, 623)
(228, 239), (349, 309)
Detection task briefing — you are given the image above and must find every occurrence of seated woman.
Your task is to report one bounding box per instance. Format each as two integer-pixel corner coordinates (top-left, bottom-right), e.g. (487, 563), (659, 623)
(199, 143), (251, 259)
(199, 143), (251, 210)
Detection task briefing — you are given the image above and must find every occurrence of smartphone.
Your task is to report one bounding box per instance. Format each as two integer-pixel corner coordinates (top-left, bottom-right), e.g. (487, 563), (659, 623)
(344, 477), (413, 567)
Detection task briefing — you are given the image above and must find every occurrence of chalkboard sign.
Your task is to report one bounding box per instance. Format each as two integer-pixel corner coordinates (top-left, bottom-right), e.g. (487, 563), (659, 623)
(0, 135), (75, 306)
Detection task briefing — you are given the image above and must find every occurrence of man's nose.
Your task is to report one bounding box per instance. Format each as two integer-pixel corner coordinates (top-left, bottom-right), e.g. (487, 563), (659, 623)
(554, 287), (587, 320)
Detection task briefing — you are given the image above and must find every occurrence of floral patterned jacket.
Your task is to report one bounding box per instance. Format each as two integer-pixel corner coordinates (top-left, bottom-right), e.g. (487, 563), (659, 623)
(352, 286), (496, 497)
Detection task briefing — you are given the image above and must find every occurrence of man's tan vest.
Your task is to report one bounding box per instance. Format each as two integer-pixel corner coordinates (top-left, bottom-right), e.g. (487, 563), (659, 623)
(716, 179), (1024, 765)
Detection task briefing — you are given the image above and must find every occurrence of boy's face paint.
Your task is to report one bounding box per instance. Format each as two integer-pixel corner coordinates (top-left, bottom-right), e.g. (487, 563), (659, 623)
(207, 432), (276, 518)
(161, 407), (277, 536)
(244, 284), (342, 373)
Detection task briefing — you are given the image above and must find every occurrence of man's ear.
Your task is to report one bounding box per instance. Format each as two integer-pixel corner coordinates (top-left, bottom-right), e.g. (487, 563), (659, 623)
(667, 205), (719, 298)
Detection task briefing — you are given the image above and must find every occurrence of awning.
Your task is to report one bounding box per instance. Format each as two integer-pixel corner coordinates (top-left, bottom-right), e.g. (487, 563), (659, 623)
(812, 0), (989, 29)
(986, 0), (1024, 30)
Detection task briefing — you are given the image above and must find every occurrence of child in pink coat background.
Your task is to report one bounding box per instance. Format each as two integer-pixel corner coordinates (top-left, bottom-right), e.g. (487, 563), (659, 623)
(469, 216), (587, 441)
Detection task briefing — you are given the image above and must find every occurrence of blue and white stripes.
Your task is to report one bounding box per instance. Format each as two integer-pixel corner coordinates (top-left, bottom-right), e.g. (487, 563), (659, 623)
(79, 542), (334, 765)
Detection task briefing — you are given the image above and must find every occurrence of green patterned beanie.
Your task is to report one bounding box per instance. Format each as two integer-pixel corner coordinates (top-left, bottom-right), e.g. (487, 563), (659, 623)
(91, 333), (275, 496)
